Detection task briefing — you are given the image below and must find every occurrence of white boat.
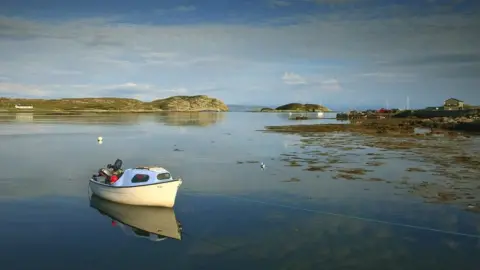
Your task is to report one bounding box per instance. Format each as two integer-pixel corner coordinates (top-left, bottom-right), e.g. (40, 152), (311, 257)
(89, 159), (182, 207)
(90, 195), (182, 241)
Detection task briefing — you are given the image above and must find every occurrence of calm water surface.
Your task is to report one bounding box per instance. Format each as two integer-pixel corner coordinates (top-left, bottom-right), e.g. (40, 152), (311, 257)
(0, 112), (479, 270)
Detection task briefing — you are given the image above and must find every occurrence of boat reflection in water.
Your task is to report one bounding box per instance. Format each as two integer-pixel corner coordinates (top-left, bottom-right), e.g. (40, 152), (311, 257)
(89, 195), (182, 242)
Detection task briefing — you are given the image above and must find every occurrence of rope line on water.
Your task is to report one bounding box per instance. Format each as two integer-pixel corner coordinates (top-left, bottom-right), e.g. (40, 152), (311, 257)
(181, 231), (238, 250)
(182, 191), (480, 239)
(87, 182), (91, 200)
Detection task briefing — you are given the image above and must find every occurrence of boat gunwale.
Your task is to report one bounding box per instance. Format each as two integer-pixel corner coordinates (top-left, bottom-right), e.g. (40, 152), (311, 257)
(89, 177), (182, 189)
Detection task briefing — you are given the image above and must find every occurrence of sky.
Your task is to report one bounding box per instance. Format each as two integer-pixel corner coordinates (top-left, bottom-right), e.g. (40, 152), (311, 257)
(0, 0), (479, 109)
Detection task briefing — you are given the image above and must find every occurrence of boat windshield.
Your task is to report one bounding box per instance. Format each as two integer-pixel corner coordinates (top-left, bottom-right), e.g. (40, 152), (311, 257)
(131, 174), (150, 183)
(157, 173), (171, 180)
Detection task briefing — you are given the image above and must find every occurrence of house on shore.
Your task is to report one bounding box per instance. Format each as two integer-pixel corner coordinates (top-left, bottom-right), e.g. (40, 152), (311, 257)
(15, 104), (34, 109)
(443, 98), (464, 110)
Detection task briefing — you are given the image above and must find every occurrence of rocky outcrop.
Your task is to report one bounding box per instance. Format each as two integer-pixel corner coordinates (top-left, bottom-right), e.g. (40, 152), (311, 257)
(150, 95), (229, 112)
(417, 117), (480, 132)
(393, 109), (479, 119)
(353, 117), (480, 134)
(354, 117), (480, 134)
(275, 103), (330, 112)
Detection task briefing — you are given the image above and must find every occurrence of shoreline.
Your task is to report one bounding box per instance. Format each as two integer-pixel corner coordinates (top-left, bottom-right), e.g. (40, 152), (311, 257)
(263, 118), (480, 135)
(248, 110), (333, 113)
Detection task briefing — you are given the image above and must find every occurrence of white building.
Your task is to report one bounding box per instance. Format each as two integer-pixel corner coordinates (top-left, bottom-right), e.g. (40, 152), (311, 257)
(15, 104), (34, 109)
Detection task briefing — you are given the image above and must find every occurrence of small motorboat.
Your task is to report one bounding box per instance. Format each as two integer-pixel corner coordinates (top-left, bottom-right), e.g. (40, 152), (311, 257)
(89, 159), (182, 207)
(90, 195), (182, 241)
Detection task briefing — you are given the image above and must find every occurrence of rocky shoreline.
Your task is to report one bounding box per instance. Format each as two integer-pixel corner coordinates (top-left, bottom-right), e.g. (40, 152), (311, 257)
(336, 109), (480, 133)
(263, 118), (480, 214)
(415, 116), (480, 132)
(265, 117), (480, 136)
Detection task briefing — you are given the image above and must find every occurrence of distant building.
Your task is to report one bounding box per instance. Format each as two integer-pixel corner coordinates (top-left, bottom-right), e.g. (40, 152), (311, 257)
(15, 104), (34, 109)
(443, 98), (464, 110)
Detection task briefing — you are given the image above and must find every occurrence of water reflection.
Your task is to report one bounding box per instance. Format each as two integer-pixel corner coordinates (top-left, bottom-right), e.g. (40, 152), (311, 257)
(154, 112), (225, 126)
(275, 111), (339, 121)
(15, 113), (34, 122)
(1, 112), (225, 127)
(1, 113), (144, 125)
(90, 195), (182, 241)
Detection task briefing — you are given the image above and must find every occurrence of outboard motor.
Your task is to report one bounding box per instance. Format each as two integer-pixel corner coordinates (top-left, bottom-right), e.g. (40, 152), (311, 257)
(107, 159), (123, 171)
(112, 159), (123, 171)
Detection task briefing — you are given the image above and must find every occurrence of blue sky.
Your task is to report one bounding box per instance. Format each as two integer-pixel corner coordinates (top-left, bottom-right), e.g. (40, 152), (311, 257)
(0, 0), (479, 109)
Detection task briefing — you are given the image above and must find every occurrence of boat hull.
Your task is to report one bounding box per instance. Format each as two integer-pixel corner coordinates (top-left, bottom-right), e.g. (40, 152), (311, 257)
(89, 179), (182, 207)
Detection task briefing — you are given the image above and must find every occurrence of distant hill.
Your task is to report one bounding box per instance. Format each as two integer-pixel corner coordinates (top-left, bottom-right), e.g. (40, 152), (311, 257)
(0, 95), (229, 112)
(150, 95), (228, 111)
(274, 103), (330, 112)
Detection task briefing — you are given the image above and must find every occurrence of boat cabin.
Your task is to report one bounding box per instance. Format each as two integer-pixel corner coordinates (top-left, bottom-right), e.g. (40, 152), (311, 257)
(109, 167), (174, 187)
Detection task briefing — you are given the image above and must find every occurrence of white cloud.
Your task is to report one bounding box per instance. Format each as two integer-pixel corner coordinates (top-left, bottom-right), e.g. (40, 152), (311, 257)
(2, 11), (477, 64)
(320, 78), (342, 91)
(0, 4), (478, 105)
(0, 82), (188, 101)
(360, 72), (400, 78)
(0, 82), (48, 97)
(49, 70), (83, 75)
(356, 72), (417, 83)
(282, 72), (307, 85)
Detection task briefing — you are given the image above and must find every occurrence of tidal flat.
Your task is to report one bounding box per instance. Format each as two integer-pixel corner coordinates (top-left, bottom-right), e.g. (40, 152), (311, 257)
(264, 122), (480, 213)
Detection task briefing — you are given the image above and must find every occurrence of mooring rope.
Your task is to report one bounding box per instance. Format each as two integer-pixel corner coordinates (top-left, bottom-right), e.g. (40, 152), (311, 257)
(181, 191), (480, 239)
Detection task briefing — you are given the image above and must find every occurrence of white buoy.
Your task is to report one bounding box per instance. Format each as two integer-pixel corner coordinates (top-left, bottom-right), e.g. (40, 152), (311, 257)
(97, 136), (103, 141)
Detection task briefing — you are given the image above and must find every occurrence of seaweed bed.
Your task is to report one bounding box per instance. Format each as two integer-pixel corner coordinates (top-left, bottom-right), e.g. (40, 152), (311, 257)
(257, 120), (480, 214)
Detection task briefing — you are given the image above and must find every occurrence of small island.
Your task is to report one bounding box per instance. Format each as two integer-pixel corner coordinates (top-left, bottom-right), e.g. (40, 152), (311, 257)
(259, 103), (330, 112)
(0, 95), (229, 113)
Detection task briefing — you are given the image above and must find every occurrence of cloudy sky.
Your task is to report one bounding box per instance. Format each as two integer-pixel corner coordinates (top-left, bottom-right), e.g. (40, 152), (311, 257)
(0, 0), (479, 109)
